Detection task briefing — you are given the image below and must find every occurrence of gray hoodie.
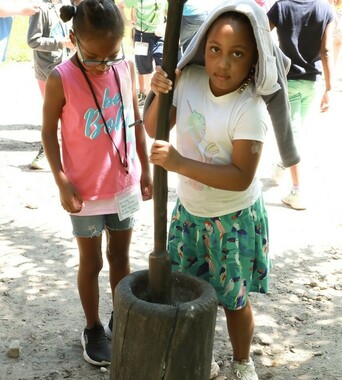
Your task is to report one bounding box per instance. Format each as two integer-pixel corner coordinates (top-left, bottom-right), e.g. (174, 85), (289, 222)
(27, 0), (71, 81)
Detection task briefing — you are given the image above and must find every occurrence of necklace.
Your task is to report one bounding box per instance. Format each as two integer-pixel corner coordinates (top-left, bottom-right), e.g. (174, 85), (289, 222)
(238, 68), (255, 94)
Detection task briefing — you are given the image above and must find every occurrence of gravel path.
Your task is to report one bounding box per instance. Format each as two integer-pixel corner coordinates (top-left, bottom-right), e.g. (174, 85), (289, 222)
(1, 62), (342, 380)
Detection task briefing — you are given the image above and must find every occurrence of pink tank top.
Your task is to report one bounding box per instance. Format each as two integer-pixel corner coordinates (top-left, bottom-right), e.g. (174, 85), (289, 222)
(56, 59), (141, 202)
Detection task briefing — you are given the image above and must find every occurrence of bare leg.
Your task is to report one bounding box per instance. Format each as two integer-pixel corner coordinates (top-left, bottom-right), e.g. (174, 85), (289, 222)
(138, 74), (145, 94)
(289, 163), (300, 187)
(224, 299), (254, 361)
(143, 73), (152, 93)
(76, 235), (103, 329)
(138, 73), (152, 94)
(106, 228), (132, 306)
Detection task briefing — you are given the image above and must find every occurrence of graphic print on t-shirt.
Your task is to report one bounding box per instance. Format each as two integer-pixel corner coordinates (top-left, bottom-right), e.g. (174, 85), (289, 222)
(182, 100), (219, 190)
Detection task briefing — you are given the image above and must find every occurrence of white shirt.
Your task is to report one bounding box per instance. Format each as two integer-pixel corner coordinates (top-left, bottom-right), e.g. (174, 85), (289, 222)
(173, 65), (270, 217)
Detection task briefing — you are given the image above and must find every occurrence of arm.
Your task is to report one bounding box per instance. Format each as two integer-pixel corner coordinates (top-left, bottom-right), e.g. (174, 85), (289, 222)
(128, 60), (153, 201)
(320, 20), (334, 112)
(42, 69), (83, 213)
(0, 1), (40, 17)
(150, 139), (263, 191)
(147, 70), (263, 191)
(143, 66), (177, 138)
(117, 1), (135, 28)
(27, 7), (73, 52)
(269, 21), (275, 30)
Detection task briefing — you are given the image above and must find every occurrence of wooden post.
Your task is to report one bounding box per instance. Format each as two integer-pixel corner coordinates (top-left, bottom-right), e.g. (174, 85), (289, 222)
(148, 0), (187, 304)
(110, 3), (219, 379)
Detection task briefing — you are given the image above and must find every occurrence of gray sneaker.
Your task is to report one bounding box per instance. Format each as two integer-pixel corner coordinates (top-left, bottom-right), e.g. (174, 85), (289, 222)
(137, 92), (147, 107)
(81, 322), (111, 366)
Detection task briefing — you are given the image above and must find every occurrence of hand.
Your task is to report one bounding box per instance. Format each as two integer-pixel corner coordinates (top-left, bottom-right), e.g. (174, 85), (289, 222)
(150, 66), (173, 96)
(22, 2), (41, 16)
(59, 182), (84, 214)
(320, 90), (330, 113)
(149, 139), (183, 172)
(140, 172), (153, 201)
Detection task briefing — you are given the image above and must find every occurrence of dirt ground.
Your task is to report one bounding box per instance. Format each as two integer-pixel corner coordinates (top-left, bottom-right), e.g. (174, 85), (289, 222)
(1, 62), (342, 380)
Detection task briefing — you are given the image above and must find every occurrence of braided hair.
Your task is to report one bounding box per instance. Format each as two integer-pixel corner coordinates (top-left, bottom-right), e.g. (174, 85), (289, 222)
(60, 0), (124, 41)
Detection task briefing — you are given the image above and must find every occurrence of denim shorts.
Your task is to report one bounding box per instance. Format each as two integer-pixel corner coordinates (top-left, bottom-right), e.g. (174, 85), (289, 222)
(134, 30), (163, 74)
(70, 213), (134, 238)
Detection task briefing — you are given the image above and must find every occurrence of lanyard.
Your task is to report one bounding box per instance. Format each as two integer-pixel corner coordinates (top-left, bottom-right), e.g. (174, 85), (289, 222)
(75, 54), (128, 174)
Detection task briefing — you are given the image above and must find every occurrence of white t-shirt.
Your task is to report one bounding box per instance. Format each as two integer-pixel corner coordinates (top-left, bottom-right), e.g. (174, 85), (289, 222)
(173, 65), (270, 217)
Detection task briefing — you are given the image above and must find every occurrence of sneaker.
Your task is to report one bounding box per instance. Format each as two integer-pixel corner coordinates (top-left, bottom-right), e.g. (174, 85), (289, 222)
(210, 358), (220, 379)
(30, 146), (47, 170)
(104, 311), (113, 340)
(271, 163), (286, 184)
(281, 189), (307, 210)
(231, 358), (258, 380)
(81, 322), (111, 366)
(138, 92), (147, 107)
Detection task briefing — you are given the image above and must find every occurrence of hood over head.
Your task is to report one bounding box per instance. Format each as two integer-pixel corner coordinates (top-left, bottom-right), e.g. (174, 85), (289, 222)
(178, 0), (290, 96)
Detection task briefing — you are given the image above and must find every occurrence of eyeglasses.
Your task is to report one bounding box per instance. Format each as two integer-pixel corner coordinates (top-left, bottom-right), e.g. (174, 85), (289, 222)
(76, 38), (125, 67)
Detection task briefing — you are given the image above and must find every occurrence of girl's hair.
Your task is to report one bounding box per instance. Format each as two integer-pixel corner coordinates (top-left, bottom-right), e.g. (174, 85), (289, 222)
(60, 0), (124, 40)
(208, 11), (255, 42)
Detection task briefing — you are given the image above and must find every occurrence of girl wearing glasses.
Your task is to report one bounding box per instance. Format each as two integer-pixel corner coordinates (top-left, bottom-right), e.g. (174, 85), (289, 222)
(42, 0), (152, 367)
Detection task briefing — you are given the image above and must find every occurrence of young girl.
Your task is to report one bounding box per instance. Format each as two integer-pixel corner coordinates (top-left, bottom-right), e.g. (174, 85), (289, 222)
(144, 1), (277, 379)
(42, 0), (152, 367)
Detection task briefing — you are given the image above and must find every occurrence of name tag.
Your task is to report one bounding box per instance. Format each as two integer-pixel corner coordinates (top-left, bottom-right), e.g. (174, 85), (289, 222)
(134, 41), (149, 56)
(115, 186), (141, 221)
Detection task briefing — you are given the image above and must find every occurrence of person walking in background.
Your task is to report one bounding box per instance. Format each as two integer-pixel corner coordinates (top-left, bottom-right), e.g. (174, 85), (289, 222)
(0, 0), (41, 62)
(129, 5), (149, 106)
(118, 0), (167, 106)
(268, 0), (334, 210)
(329, 0), (342, 72)
(179, 0), (212, 56)
(27, 0), (75, 170)
(179, 0), (270, 60)
(42, 0), (152, 366)
(144, 1), (279, 378)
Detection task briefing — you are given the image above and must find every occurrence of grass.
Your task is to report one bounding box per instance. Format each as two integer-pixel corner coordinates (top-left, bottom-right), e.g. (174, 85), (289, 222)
(6, 16), (33, 62)
(5, 15), (134, 63)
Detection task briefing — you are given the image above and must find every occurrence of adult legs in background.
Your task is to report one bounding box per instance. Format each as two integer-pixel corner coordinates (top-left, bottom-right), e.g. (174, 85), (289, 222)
(281, 79), (318, 210)
(30, 79), (48, 169)
(179, 12), (207, 56)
